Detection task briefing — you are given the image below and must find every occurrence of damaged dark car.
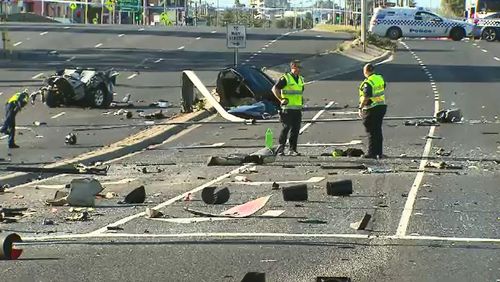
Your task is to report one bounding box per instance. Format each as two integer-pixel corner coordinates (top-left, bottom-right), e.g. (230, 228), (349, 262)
(32, 68), (119, 108)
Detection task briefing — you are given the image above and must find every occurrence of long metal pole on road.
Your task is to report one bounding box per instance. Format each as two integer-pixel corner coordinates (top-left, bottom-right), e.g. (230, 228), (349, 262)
(361, 0), (367, 53)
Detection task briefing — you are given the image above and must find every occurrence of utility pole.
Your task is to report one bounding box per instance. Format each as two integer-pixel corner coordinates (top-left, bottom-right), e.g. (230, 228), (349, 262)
(361, 0), (367, 52)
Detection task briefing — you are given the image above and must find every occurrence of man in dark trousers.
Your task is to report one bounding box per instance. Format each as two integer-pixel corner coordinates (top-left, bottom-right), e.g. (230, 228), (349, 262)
(272, 60), (305, 156)
(1, 89), (30, 149)
(358, 63), (387, 159)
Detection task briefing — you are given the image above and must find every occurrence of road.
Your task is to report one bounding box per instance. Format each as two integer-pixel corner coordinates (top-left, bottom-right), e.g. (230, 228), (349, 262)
(0, 24), (499, 281)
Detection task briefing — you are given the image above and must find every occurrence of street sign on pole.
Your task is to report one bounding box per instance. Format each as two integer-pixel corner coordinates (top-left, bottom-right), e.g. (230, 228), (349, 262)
(226, 24), (246, 48)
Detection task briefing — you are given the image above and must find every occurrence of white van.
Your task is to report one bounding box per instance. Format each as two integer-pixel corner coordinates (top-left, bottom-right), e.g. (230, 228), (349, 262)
(369, 7), (475, 41)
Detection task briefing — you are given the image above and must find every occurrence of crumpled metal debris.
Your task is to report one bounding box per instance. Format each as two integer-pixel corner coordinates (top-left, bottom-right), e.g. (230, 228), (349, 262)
(435, 148), (452, 156)
(65, 211), (89, 221)
(436, 108), (463, 123)
(141, 110), (166, 120)
(425, 161), (462, 169)
(332, 148), (364, 157)
(404, 119), (440, 126)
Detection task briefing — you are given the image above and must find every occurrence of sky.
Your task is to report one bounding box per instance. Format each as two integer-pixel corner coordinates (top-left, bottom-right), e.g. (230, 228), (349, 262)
(214, 0), (441, 9)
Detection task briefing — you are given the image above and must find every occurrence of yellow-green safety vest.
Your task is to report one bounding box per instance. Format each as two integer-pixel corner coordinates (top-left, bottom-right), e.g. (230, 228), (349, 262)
(7, 92), (28, 105)
(281, 73), (304, 110)
(359, 74), (386, 109)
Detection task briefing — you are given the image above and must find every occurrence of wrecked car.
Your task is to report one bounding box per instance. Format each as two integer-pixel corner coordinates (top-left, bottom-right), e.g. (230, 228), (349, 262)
(32, 68), (119, 108)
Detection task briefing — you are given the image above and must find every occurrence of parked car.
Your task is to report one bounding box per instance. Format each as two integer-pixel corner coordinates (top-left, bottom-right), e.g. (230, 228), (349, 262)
(33, 68), (119, 108)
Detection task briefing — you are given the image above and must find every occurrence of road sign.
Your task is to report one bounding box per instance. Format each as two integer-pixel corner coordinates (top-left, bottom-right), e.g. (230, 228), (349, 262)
(226, 24), (246, 49)
(69, 3), (77, 10)
(117, 0), (139, 12)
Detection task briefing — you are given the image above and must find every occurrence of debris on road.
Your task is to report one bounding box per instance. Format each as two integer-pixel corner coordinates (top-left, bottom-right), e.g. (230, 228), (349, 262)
(65, 133), (77, 145)
(201, 187), (230, 205)
(184, 195), (271, 218)
(42, 219), (55, 225)
(435, 148), (452, 156)
(298, 218), (327, 224)
(141, 110), (166, 120)
(106, 226), (124, 231)
(282, 184), (308, 201)
(145, 207), (163, 218)
(149, 100), (172, 108)
(331, 148), (364, 157)
(235, 176), (251, 182)
(404, 119), (439, 126)
(350, 213), (372, 230)
(426, 135), (443, 139)
(271, 182), (280, 190)
(0, 207), (29, 223)
(33, 121), (47, 127)
(321, 164), (367, 170)
(425, 161), (463, 169)
(66, 178), (104, 207)
(0, 233), (23, 260)
(105, 192), (119, 199)
(119, 186), (146, 204)
(436, 108), (463, 123)
(5, 163), (109, 175)
(239, 166), (258, 174)
(65, 211), (89, 221)
(326, 180), (353, 196)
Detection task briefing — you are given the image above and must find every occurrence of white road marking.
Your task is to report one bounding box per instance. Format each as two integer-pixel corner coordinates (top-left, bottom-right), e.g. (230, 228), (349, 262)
(32, 73), (44, 79)
(66, 56), (76, 62)
(260, 210), (285, 217)
(21, 233), (500, 244)
(13, 41), (22, 46)
(40, 31), (48, 35)
(172, 142), (225, 149)
(257, 50), (262, 53)
(299, 101), (334, 134)
(245, 59), (250, 62)
(234, 177), (325, 186)
(494, 57), (500, 61)
(127, 73), (138, 80)
(138, 28), (145, 31)
(154, 58), (164, 63)
(261, 47), (266, 50)
(252, 53), (258, 56)
(118, 34), (125, 37)
(481, 49), (488, 53)
(50, 112), (66, 119)
(35, 178), (138, 189)
(150, 217), (234, 223)
(396, 43), (440, 237)
(271, 40), (277, 43)
(211, 30), (217, 33)
(177, 46), (185, 50)
(0, 92), (3, 96)
(63, 26), (70, 29)
(95, 43), (103, 48)
(89, 164), (254, 234)
(264, 44), (270, 47)
(196, 37), (201, 40)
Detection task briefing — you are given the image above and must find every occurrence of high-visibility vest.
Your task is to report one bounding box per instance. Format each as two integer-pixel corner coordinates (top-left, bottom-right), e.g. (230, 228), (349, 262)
(7, 92), (27, 104)
(359, 74), (386, 109)
(281, 73), (304, 110)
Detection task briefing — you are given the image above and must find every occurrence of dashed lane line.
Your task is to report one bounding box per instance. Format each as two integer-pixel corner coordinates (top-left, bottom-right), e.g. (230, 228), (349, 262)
(32, 73), (44, 80)
(127, 73), (138, 80)
(95, 43), (103, 48)
(40, 31), (48, 35)
(299, 101), (335, 135)
(494, 57), (500, 61)
(13, 41), (22, 46)
(118, 34), (125, 37)
(177, 46), (185, 50)
(51, 112), (66, 119)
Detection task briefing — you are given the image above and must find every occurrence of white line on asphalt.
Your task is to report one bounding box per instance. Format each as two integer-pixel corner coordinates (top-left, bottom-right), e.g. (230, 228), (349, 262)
(13, 41), (22, 46)
(21, 232), (500, 244)
(32, 73), (44, 80)
(241, 63), (246, 65)
(40, 31), (48, 35)
(252, 53), (258, 56)
(271, 40), (277, 43)
(177, 46), (185, 50)
(118, 34), (125, 37)
(234, 177), (325, 186)
(396, 43), (440, 237)
(89, 164), (253, 234)
(35, 178), (138, 189)
(264, 44), (269, 47)
(299, 101), (334, 134)
(257, 50), (262, 53)
(245, 59), (250, 62)
(138, 28), (145, 31)
(127, 73), (138, 80)
(481, 49), (488, 53)
(211, 30), (217, 33)
(261, 47), (266, 50)
(196, 37), (201, 40)
(51, 112), (66, 119)
(494, 57), (500, 61)
(66, 56), (76, 62)
(154, 58), (164, 63)
(63, 26), (70, 29)
(95, 43), (103, 48)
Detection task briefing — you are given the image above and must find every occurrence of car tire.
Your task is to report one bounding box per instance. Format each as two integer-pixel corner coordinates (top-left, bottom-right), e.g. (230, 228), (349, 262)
(450, 27), (465, 41)
(89, 84), (112, 108)
(386, 27), (402, 40)
(481, 27), (497, 42)
(44, 90), (59, 108)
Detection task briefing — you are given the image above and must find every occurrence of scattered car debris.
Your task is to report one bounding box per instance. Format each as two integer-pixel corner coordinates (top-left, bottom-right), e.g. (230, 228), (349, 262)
(271, 182), (280, 190)
(105, 192), (119, 199)
(66, 178), (104, 207)
(235, 176), (251, 182)
(326, 180), (353, 196)
(33, 121), (47, 126)
(350, 213), (372, 230)
(0, 207), (29, 223)
(365, 167), (393, 174)
(435, 148), (452, 156)
(482, 132), (499, 135)
(282, 184), (308, 201)
(65, 211), (89, 221)
(43, 219), (55, 225)
(331, 148), (364, 157)
(145, 207), (163, 218)
(106, 226), (124, 231)
(241, 272), (266, 282)
(149, 100), (172, 108)
(425, 135), (443, 139)
(119, 186), (146, 204)
(65, 133), (77, 145)
(425, 161), (463, 169)
(141, 110), (166, 120)
(5, 163), (109, 175)
(185, 195), (271, 218)
(317, 277), (351, 282)
(404, 119), (439, 126)
(298, 218), (327, 224)
(321, 164), (367, 170)
(201, 187), (230, 205)
(435, 108), (463, 123)
(0, 233), (23, 260)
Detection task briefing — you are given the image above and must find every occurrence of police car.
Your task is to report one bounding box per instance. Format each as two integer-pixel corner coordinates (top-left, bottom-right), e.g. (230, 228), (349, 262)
(471, 12), (500, 42)
(369, 7), (475, 41)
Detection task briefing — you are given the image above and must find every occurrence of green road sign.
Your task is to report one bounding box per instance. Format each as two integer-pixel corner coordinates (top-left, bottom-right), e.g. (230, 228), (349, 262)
(117, 0), (140, 12)
(69, 3), (77, 10)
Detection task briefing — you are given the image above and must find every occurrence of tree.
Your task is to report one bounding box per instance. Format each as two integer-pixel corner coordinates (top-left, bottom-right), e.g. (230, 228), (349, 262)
(441, 0), (465, 17)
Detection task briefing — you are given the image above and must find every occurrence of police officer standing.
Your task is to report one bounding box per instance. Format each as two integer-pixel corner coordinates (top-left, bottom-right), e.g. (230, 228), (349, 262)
(272, 60), (304, 156)
(358, 63), (387, 159)
(1, 89), (30, 149)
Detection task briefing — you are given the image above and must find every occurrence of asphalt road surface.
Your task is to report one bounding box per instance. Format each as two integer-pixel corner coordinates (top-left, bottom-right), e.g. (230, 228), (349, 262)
(0, 24), (499, 282)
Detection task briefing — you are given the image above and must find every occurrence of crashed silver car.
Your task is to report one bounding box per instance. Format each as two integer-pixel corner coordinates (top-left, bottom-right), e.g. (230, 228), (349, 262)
(32, 68), (119, 108)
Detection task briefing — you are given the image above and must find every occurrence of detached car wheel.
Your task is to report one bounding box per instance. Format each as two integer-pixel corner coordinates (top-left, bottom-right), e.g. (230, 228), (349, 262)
(481, 27), (497, 42)
(89, 85), (112, 108)
(44, 90), (60, 108)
